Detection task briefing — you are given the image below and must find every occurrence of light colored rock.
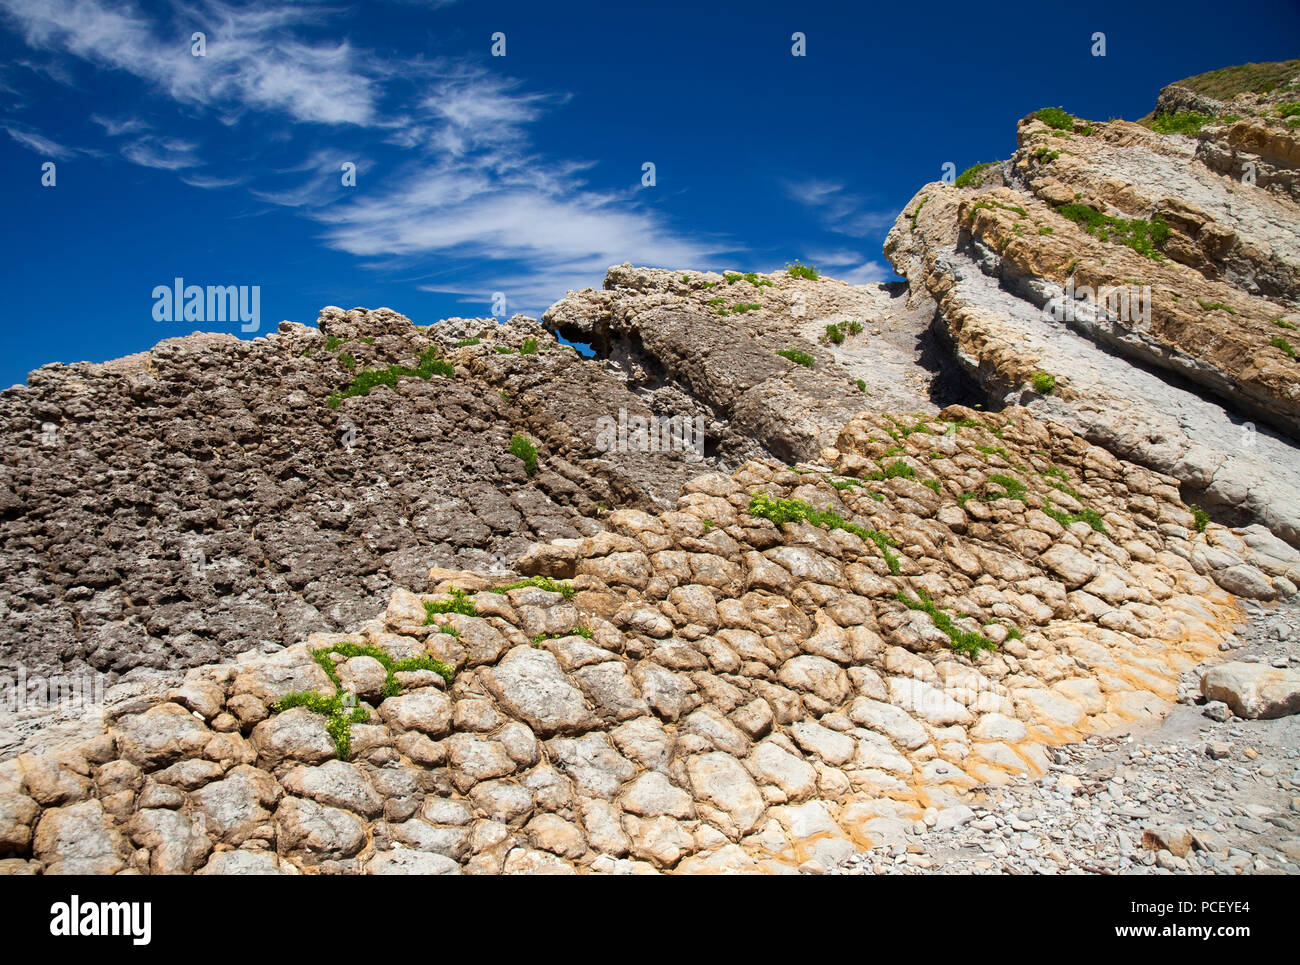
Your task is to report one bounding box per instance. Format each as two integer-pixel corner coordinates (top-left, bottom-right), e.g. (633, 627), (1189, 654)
(1202, 662), (1300, 719)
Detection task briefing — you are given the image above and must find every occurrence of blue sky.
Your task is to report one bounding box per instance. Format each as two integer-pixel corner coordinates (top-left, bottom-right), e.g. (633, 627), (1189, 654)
(1, 0), (1297, 387)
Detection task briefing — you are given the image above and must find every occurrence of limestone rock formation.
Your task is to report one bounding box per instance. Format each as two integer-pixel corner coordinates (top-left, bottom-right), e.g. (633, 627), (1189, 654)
(2, 61), (1299, 875)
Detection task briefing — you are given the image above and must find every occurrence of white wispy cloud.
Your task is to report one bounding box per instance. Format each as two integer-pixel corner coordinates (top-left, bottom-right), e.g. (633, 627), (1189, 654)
(784, 178), (896, 237)
(0, 0), (730, 312)
(804, 249), (897, 286)
(0, 0), (387, 127)
(3, 124), (76, 158)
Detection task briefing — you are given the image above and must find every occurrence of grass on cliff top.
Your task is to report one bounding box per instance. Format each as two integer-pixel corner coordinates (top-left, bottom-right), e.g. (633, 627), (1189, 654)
(894, 588), (1001, 657)
(786, 261), (819, 280)
(1149, 111), (1227, 135)
(326, 345), (453, 408)
(954, 161), (998, 188)
(1163, 60), (1300, 100)
(777, 348), (815, 368)
(1032, 107), (1089, 133)
(748, 491), (900, 574)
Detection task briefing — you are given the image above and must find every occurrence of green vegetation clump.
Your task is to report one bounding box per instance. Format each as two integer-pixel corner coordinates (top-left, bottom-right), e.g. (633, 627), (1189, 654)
(520, 337), (539, 355)
(1042, 498), (1107, 533)
(743, 272), (775, 287)
(495, 346), (515, 354)
(324, 335), (343, 352)
(748, 492), (900, 575)
(1053, 203), (1170, 260)
(681, 275), (691, 283)
(786, 261), (819, 280)
(825, 323), (845, 345)
(1150, 111), (1218, 135)
(1197, 300), (1236, 314)
(724, 272), (743, 285)
(1191, 505), (1211, 533)
(509, 433), (539, 475)
(273, 642), (455, 758)
(954, 162), (997, 189)
(1032, 147), (1060, 163)
(909, 196), (929, 230)
(970, 199), (1028, 219)
(1270, 335), (1296, 358)
(894, 589), (1001, 657)
(855, 379), (867, 392)
(1033, 107), (1076, 132)
(423, 587), (479, 619)
(456, 337), (481, 347)
(1031, 370), (1057, 394)
(1275, 318), (1297, 330)
(727, 303), (761, 315)
(489, 576), (576, 599)
(327, 346), (454, 408)
(777, 348), (815, 368)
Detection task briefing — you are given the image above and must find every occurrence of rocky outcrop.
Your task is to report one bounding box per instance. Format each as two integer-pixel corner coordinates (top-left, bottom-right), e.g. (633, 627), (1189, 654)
(885, 67), (1300, 543)
(5, 404), (1296, 874)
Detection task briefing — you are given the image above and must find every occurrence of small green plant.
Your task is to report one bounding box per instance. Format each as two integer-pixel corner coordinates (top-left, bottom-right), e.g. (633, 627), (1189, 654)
(743, 272), (774, 287)
(1275, 318), (1297, 330)
(1270, 335), (1296, 358)
(848, 321), (863, 335)
(748, 492), (899, 574)
(855, 379), (867, 392)
(1042, 498), (1107, 533)
(681, 275), (691, 283)
(1031, 370), (1057, 394)
(1038, 226), (1054, 235)
(424, 587), (479, 619)
(456, 337), (482, 347)
(786, 260), (819, 280)
(1032, 147), (1060, 163)
(921, 479), (941, 494)
(777, 348), (815, 368)
(439, 624), (460, 637)
(825, 323), (845, 345)
(572, 625), (594, 638)
(1190, 505), (1210, 533)
(339, 352), (356, 371)
(520, 337), (539, 355)
(273, 641), (455, 758)
(954, 162), (997, 189)
(324, 335), (343, 352)
(326, 346), (454, 408)
(970, 199), (1028, 219)
(489, 576), (576, 599)
(894, 588), (1001, 657)
(909, 196), (929, 229)
(496, 345), (516, 354)
(728, 303), (761, 315)
(1197, 300), (1236, 314)
(509, 433), (539, 475)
